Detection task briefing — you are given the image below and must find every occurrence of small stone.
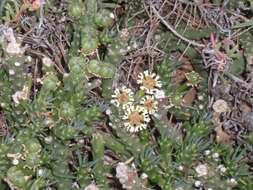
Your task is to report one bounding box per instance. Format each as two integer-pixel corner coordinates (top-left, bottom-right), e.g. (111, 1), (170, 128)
(195, 164), (208, 177)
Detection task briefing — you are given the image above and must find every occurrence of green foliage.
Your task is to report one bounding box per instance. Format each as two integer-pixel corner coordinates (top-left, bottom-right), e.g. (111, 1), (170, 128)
(0, 0), (252, 189)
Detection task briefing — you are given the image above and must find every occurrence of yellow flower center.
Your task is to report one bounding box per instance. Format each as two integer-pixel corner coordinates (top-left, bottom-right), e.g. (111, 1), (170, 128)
(144, 99), (154, 111)
(128, 111), (144, 126)
(142, 76), (156, 89)
(117, 92), (129, 105)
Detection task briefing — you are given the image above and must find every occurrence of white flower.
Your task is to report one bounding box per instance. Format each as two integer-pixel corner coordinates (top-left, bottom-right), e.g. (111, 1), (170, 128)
(195, 164), (208, 177)
(137, 70), (162, 94)
(6, 41), (24, 54)
(123, 105), (150, 133)
(111, 86), (134, 109)
(140, 95), (158, 114)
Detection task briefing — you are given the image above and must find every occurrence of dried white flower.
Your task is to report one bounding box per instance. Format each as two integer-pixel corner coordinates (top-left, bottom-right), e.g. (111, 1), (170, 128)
(6, 42), (24, 54)
(116, 162), (139, 190)
(212, 99), (229, 113)
(116, 162), (130, 185)
(195, 164), (208, 177)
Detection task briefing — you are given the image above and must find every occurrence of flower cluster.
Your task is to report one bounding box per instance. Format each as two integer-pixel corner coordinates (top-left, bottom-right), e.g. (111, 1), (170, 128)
(110, 71), (164, 133)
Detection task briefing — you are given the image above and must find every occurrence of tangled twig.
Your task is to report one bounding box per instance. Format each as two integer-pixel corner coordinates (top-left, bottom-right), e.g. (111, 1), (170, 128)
(151, 5), (205, 47)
